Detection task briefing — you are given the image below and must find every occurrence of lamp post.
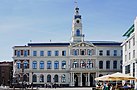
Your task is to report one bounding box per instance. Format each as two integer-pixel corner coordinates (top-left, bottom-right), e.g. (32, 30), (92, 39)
(31, 72), (33, 90)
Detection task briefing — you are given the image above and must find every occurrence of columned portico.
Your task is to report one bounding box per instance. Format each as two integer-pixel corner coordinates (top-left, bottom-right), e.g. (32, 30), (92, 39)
(70, 72), (94, 87)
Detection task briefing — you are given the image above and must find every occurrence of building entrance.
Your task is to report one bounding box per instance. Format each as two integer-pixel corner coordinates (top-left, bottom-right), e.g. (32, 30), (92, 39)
(74, 74), (78, 86)
(82, 74), (86, 86)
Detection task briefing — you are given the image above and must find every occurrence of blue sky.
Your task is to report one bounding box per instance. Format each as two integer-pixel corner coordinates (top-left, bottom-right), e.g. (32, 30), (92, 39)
(0, 0), (137, 60)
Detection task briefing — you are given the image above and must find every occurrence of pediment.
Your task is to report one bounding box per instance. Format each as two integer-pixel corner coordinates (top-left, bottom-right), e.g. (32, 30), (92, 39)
(70, 41), (95, 47)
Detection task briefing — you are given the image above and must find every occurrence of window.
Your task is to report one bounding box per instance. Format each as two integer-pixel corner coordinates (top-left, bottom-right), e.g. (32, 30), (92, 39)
(133, 63), (135, 77)
(129, 40), (130, 49)
(99, 61), (103, 69)
(33, 74), (37, 82)
(62, 50), (66, 56)
(55, 50), (59, 56)
(73, 61), (78, 68)
(113, 60), (117, 69)
(87, 49), (92, 55)
(74, 50), (78, 56)
(47, 51), (51, 56)
(17, 61), (21, 69)
(14, 50), (17, 56)
(76, 29), (80, 36)
(47, 74), (51, 82)
(99, 50), (103, 56)
(40, 74), (44, 82)
(106, 61), (110, 69)
(121, 50), (123, 56)
(32, 61), (37, 69)
(129, 53), (131, 60)
(62, 61), (66, 69)
(40, 61), (44, 69)
(47, 61), (52, 69)
(125, 55), (127, 61)
(23, 74), (28, 82)
(54, 61), (59, 69)
(21, 50), (23, 55)
(125, 65), (130, 74)
(54, 75), (58, 82)
(120, 60), (122, 69)
(40, 51), (44, 56)
(33, 51), (37, 56)
(17, 50), (20, 57)
(24, 61), (28, 69)
(133, 37), (135, 46)
(61, 74), (66, 83)
(81, 50), (85, 55)
(87, 60), (92, 68)
(106, 50), (110, 56)
(114, 50), (117, 56)
(133, 50), (135, 58)
(24, 50), (28, 57)
(125, 43), (127, 51)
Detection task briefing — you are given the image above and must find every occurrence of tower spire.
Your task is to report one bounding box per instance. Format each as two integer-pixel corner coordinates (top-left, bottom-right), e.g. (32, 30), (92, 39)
(71, 1), (84, 42)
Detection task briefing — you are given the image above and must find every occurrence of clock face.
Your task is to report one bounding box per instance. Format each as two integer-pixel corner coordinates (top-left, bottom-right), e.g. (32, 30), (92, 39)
(76, 20), (80, 23)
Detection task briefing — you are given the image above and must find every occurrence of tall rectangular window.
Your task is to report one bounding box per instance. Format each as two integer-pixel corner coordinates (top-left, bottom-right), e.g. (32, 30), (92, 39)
(33, 51), (37, 56)
(129, 53), (131, 60)
(106, 61), (110, 69)
(114, 50), (117, 56)
(62, 50), (66, 56)
(106, 50), (110, 56)
(125, 43), (127, 51)
(133, 37), (135, 46)
(129, 41), (130, 49)
(40, 51), (44, 56)
(17, 50), (20, 57)
(14, 50), (17, 56)
(55, 50), (59, 56)
(24, 50), (28, 57)
(133, 50), (135, 58)
(125, 55), (127, 61)
(99, 50), (103, 56)
(21, 50), (24, 55)
(113, 60), (117, 69)
(47, 51), (51, 56)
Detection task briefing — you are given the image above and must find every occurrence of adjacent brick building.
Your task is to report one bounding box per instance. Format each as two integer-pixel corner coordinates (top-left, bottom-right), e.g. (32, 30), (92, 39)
(0, 61), (13, 86)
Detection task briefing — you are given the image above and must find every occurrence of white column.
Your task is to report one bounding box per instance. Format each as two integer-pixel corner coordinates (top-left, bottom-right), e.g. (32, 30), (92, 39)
(88, 72), (90, 86)
(72, 73), (75, 86)
(70, 72), (72, 86)
(85, 73), (87, 86)
(80, 72), (82, 86)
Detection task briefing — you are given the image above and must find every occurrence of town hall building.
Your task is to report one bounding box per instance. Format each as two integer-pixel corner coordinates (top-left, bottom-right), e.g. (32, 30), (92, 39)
(13, 6), (122, 87)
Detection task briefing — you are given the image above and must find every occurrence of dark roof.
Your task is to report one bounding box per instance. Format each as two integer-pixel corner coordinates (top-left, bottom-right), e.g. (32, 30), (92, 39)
(88, 41), (122, 46)
(28, 43), (70, 47)
(123, 24), (134, 37)
(27, 41), (122, 47)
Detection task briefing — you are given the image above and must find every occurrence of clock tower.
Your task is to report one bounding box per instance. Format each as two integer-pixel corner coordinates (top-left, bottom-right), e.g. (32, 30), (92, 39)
(71, 6), (84, 42)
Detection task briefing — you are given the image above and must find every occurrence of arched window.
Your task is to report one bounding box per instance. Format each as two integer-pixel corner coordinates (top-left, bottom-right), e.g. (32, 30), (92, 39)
(24, 61), (28, 69)
(32, 61), (37, 69)
(80, 60), (86, 68)
(33, 74), (37, 82)
(54, 74), (58, 82)
(40, 74), (44, 82)
(106, 61), (110, 69)
(47, 74), (51, 82)
(87, 60), (92, 68)
(40, 61), (44, 69)
(62, 61), (66, 69)
(73, 61), (78, 68)
(87, 49), (92, 55)
(61, 74), (66, 83)
(17, 61), (21, 69)
(73, 50), (78, 56)
(23, 74), (28, 82)
(54, 61), (59, 69)
(47, 61), (52, 69)
(99, 61), (103, 69)
(76, 29), (80, 36)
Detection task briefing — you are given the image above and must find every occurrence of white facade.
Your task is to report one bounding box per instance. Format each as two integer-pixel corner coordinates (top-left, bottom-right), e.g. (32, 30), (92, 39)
(121, 17), (137, 89)
(13, 6), (122, 87)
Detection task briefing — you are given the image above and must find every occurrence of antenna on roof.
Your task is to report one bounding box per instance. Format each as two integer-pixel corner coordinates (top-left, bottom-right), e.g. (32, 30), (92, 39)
(74, 0), (78, 7)
(30, 40), (32, 42)
(50, 40), (51, 42)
